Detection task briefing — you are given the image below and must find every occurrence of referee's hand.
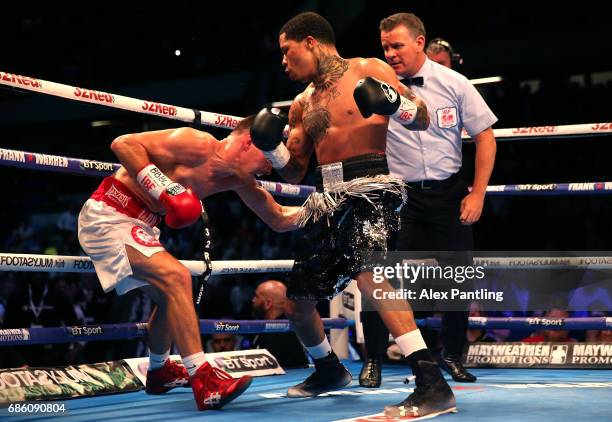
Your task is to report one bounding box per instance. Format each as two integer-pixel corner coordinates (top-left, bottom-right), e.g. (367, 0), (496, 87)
(460, 192), (485, 225)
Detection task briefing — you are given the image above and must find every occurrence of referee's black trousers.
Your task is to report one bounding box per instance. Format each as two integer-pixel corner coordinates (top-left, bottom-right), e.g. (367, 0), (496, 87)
(362, 174), (474, 358)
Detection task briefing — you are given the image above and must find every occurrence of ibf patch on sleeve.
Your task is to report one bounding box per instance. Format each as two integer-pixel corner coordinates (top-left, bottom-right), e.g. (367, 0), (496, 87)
(436, 107), (458, 128)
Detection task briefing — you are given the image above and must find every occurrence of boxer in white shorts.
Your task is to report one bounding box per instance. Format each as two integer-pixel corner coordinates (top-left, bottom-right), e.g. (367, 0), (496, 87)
(78, 116), (301, 411)
(78, 176), (165, 295)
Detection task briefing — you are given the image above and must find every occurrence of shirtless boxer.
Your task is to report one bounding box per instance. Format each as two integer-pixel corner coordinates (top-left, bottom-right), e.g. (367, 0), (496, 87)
(250, 12), (456, 418)
(78, 116), (300, 411)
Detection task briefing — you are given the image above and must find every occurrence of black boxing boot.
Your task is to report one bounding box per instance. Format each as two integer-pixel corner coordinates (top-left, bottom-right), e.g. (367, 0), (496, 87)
(287, 351), (352, 398)
(438, 349), (477, 382)
(384, 349), (456, 418)
(359, 358), (382, 388)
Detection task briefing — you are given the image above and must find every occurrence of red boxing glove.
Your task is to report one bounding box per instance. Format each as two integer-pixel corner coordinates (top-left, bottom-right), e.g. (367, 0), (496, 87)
(159, 185), (202, 228)
(137, 164), (202, 228)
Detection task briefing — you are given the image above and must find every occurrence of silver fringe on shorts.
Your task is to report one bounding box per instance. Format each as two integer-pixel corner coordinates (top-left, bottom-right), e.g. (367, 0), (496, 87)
(296, 174), (407, 227)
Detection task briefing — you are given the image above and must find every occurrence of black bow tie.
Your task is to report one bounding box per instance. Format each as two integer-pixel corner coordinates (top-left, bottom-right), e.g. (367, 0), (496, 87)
(401, 76), (424, 87)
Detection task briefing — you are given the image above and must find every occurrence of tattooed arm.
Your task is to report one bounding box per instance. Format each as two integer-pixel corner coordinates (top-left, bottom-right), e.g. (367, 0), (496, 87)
(276, 92), (315, 184)
(361, 58), (430, 130)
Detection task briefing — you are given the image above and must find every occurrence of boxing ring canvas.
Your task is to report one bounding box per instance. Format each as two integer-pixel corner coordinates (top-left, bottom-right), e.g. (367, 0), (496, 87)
(5, 362), (611, 421)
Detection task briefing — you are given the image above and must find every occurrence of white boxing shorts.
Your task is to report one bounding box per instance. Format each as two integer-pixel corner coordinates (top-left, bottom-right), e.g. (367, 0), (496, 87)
(78, 176), (164, 295)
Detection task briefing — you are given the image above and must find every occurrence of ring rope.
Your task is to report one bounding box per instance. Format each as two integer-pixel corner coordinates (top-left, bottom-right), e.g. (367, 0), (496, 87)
(1, 71), (610, 140)
(1, 147), (612, 197)
(2, 253), (612, 275)
(0, 253), (294, 275)
(420, 316), (610, 331)
(0, 147), (121, 177)
(0, 317), (607, 347)
(0, 318), (352, 346)
(0, 71), (242, 130)
(462, 122), (612, 141)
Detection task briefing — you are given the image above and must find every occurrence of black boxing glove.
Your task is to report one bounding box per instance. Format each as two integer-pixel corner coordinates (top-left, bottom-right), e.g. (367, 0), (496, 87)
(353, 76), (417, 124)
(250, 107), (291, 169)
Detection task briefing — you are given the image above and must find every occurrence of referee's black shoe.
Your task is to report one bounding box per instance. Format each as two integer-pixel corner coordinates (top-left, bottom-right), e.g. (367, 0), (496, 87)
(438, 350), (477, 382)
(359, 358), (382, 388)
(287, 352), (352, 397)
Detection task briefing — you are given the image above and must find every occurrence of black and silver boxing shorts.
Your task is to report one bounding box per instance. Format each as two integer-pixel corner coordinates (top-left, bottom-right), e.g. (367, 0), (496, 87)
(287, 153), (405, 301)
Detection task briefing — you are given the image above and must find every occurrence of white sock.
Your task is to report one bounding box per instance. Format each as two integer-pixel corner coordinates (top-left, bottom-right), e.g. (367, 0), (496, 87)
(149, 349), (170, 370)
(305, 337), (332, 359)
(182, 352), (207, 377)
(394, 329), (427, 357)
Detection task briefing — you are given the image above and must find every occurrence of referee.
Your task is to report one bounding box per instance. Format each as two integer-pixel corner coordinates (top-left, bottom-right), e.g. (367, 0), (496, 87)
(359, 12), (497, 387)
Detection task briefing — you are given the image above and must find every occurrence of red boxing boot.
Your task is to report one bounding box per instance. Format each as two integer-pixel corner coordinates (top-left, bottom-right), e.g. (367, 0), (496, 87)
(191, 362), (252, 410)
(145, 359), (190, 394)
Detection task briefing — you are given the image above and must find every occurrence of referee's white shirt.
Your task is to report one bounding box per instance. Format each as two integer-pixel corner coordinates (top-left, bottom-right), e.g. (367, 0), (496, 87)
(386, 58), (498, 182)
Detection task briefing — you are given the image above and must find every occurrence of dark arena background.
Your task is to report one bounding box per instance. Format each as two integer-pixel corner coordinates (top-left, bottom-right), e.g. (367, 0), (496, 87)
(0, 1), (610, 421)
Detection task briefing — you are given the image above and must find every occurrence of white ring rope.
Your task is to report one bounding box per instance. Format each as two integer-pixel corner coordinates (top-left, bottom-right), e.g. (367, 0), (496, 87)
(1, 253), (612, 275)
(1, 71), (610, 141)
(0, 253), (294, 276)
(0, 71), (242, 130)
(464, 122), (612, 141)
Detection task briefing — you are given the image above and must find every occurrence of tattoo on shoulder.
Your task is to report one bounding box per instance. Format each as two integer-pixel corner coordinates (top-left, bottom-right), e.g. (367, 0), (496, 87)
(294, 95), (306, 109)
(296, 50), (349, 143)
(303, 108), (331, 144)
(288, 105), (300, 127)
